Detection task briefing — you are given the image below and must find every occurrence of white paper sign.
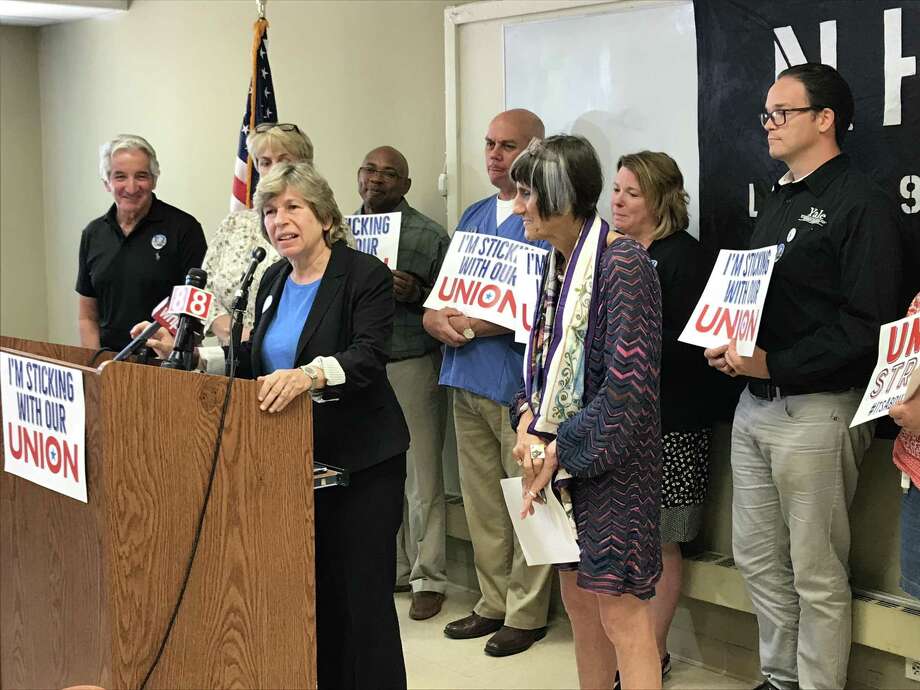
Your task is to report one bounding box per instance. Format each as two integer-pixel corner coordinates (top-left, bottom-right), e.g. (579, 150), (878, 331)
(679, 246), (777, 357)
(1, 353), (87, 502)
(424, 232), (549, 343)
(850, 313), (920, 427)
(346, 212), (402, 267)
(500, 477), (580, 566)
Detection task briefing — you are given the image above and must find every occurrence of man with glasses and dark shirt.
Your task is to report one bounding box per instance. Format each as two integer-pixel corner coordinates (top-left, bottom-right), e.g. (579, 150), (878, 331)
(705, 64), (902, 690)
(355, 146), (451, 620)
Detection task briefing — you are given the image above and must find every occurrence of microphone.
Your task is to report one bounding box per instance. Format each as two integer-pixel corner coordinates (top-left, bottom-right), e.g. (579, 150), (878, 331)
(161, 268), (213, 371)
(227, 248), (268, 376)
(112, 298), (180, 362)
(233, 247), (268, 305)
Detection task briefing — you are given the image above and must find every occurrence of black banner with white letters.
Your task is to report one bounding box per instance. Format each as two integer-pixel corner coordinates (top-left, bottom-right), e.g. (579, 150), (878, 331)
(694, 0), (919, 307)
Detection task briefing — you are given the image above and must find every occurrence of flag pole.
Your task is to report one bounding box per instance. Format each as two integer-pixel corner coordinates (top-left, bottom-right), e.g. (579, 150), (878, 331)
(245, 13), (268, 207)
(231, 0), (277, 211)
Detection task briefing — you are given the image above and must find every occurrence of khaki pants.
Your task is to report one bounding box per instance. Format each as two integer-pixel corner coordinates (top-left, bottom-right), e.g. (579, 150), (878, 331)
(389, 351), (448, 593)
(453, 387), (552, 629)
(731, 387), (873, 690)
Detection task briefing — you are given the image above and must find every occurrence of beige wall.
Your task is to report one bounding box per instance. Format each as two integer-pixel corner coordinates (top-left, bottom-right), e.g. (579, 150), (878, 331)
(1, 25), (49, 341)
(32, 0), (451, 345)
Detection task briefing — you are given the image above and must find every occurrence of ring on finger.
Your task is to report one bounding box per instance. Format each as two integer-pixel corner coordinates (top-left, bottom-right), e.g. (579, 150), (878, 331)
(527, 490), (537, 498)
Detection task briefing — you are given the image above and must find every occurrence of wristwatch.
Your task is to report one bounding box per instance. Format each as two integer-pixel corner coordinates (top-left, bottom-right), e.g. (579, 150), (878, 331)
(462, 319), (475, 340)
(299, 364), (320, 390)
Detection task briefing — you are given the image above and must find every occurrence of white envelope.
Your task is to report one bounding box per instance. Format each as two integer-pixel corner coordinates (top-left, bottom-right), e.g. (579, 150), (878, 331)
(500, 477), (581, 566)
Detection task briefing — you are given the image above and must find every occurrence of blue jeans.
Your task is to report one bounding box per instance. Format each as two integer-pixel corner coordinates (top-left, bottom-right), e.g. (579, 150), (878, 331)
(902, 483), (920, 599)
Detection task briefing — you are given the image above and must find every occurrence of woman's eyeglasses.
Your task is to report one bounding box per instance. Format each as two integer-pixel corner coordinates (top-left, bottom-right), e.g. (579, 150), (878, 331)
(254, 122), (301, 134)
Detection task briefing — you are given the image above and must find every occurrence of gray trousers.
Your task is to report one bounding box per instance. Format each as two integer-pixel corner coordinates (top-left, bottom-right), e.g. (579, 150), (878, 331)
(731, 387), (873, 690)
(389, 351), (448, 594)
(453, 388), (552, 629)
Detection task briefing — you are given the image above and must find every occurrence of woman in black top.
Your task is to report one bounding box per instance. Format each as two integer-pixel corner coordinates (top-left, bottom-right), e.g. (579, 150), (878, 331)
(611, 151), (712, 684)
(135, 162), (409, 690)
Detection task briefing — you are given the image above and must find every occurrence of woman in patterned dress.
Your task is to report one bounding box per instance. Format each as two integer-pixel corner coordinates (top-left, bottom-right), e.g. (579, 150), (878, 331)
(509, 135), (663, 689)
(612, 151), (713, 684)
(202, 123), (314, 343)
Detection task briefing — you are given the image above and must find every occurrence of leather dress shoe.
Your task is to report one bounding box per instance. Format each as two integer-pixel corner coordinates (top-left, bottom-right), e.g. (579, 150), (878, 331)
(409, 591), (445, 620)
(443, 612), (503, 639)
(484, 625), (547, 657)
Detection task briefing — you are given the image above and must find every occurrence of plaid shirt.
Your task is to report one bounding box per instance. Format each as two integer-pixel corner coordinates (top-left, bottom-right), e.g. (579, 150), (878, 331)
(356, 199), (450, 360)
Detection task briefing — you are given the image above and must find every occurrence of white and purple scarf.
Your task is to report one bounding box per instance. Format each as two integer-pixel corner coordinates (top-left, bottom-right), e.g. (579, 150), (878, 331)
(525, 213), (609, 436)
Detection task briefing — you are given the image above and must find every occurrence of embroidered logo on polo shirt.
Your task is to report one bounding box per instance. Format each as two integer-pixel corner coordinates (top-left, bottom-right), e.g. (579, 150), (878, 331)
(798, 207), (827, 226)
(151, 234), (167, 260)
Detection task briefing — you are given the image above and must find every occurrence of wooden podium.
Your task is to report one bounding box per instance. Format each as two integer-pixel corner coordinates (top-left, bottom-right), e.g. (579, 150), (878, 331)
(0, 337), (317, 689)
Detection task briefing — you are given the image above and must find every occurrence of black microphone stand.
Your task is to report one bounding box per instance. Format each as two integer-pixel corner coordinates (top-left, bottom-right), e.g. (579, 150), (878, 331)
(226, 288), (249, 377)
(226, 247), (266, 376)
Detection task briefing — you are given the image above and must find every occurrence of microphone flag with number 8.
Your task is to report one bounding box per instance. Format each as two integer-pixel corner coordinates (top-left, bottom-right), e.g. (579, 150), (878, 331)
(168, 285), (215, 321)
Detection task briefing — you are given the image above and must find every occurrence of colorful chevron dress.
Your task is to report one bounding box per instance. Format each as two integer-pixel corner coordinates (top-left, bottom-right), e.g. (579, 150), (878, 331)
(518, 233), (663, 598)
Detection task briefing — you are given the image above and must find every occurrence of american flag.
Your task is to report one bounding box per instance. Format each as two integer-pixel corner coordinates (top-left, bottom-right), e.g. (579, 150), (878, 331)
(230, 18), (278, 211)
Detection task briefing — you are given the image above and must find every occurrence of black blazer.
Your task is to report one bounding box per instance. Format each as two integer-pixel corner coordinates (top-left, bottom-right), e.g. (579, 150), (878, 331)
(238, 242), (410, 473)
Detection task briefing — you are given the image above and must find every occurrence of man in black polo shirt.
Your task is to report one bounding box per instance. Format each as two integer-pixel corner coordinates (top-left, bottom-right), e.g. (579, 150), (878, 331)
(705, 64), (901, 690)
(76, 134), (206, 351)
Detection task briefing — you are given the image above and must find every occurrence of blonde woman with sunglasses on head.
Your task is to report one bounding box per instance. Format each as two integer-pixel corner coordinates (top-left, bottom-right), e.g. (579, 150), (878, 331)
(202, 122), (315, 344)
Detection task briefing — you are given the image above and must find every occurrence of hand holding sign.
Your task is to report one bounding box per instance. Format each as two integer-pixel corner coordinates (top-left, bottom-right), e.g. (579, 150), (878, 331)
(680, 247), (776, 356)
(724, 339), (770, 379)
(424, 232), (548, 343)
(890, 392), (920, 435)
(392, 270), (421, 303)
(704, 343), (735, 377)
(851, 313), (920, 427)
(423, 306), (468, 348)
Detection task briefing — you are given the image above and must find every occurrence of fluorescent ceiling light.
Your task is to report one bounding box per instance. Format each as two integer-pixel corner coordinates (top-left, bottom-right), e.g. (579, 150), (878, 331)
(0, 0), (127, 26)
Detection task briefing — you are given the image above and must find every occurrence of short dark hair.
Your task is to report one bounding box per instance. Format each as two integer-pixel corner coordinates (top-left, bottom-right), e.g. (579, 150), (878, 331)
(778, 63), (854, 145)
(509, 134), (603, 220)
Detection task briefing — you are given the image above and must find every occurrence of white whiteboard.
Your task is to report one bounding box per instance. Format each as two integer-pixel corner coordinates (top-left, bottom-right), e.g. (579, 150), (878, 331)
(502, 2), (699, 237)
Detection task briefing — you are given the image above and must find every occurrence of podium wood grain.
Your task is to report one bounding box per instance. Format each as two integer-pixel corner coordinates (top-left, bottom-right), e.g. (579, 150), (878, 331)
(0, 336), (113, 368)
(1, 338), (316, 689)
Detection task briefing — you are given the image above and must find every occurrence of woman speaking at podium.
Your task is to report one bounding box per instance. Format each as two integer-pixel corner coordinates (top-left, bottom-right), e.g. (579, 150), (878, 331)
(134, 162), (410, 690)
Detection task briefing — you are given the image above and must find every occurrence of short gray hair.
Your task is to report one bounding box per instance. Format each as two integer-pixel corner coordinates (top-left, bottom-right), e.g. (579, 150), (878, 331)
(99, 134), (160, 181)
(509, 135), (603, 221)
(254, 162), (349, 248)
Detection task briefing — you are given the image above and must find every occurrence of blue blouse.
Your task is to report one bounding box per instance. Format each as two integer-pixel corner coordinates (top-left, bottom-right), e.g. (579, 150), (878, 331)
(261, 276), (320, 373)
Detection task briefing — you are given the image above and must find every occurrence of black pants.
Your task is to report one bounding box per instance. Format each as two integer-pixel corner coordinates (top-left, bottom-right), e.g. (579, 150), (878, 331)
(315, 453), (407, 690)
